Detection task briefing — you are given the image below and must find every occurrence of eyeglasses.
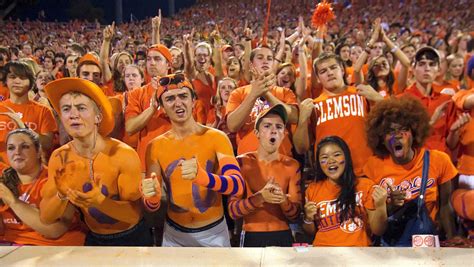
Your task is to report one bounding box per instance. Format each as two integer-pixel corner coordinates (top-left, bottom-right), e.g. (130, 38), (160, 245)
(159, 73), (185, 87)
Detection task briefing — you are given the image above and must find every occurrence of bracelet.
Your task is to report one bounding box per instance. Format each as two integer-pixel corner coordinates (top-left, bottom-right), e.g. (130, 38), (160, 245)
(57, 191), (68, 201)
(390, 46), (399, 53)
(303, 218), (314, 225)
(314, 38), (323, 43)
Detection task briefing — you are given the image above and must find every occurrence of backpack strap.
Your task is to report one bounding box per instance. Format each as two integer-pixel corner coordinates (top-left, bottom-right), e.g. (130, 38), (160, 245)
(417, 150), (430, 212)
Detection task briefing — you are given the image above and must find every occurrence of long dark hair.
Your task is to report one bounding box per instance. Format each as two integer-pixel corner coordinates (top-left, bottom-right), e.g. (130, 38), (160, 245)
(367, 55), (395, 95)
(315, 136), (356, 223)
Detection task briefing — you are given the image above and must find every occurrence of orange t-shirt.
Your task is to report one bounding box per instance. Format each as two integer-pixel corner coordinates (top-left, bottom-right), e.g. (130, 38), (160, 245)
(109, 93), (139, 148)
(432, 80), (459, 95)
(147, 127), (243, 228)
(226, 85), (297, 156)
(103, 80), (117, 97)
(1, 167), (85, 245)
(311, 87), (372, 177)
(363, 148), (458, 221)
(0, 100), (57, 164)
(41, 138), (143, 235)
(452, 88), (474, 174)
(192, 77), (216, 115)
(124, 83), (172, 170)
(401, 84), (457, 153)
(0, 83), (9, 102)
(305, 178), (376, 247)
(228, 152), (301, 232)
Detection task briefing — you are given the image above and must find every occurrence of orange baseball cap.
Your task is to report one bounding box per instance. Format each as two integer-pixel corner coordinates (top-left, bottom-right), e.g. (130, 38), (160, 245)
(255, 104), (288, 130)
(78, 53), (101, 67)
(45, 78), (115, 136)
(148, 44), (172, 64)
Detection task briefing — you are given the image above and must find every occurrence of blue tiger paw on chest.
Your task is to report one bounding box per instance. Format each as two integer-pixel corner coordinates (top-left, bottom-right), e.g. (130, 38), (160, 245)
(82, 182), (120, 224)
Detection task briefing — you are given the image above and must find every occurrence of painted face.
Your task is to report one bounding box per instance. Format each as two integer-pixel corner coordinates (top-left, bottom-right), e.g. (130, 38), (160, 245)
(414, 58), (439, 85)
(160, 87), (195, 123)
(316, 58), (345, 92)
(350, 46), (363, 64)
(218, 79), (236, 104)
(6, 72), (30, 96)
(146, 50), (169, 78)
(79, 64), (101, 85)
(194, 46), (211, 71)
(251, 47), (274, 74)
(123, 66), (143, 90)
(448, 58), (464, 79)
(372, 57), (390, 77)
(256, 114), (285, 154)
(170, 49), (184, 70)
(384, 123), (413, 163)
(339, 46), (350, 61)
(319, 143), (346, 183)
(116, 54), (132, 73)
(7, 133), (39, 174)
(59, 93), (100, 139)
(277, 66), (296, 88)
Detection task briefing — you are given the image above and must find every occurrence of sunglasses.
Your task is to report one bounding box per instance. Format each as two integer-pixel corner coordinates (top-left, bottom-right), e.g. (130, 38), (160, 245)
(159, 73), (185, 87)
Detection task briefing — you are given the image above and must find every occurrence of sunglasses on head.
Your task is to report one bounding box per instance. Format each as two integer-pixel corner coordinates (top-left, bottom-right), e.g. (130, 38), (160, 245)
(159, 73), (185, 87)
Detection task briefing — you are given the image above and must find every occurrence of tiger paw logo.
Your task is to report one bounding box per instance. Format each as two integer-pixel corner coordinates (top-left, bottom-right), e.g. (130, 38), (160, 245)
(83, 183), (119, 224)
(340, 217), (363, 233)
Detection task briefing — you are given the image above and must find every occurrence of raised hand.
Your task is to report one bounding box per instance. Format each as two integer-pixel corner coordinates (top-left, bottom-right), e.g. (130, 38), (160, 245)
(356, 84), (383, 102)
(372, 185), (388, 208)
(304, 197), (319, 223)
(259, 177), (286, 204)
(66, 175), (106, 209)
(142, 172), (160, 198)
(299, 98), (314, 122)
(0, 183), (16, 206)
(430, 100), (450, 125)
(103, 21), (115, 42)
(387, 183), (406, 207)
(180, 156), (198, 180)
(152, 9), (162, 29)
(0, 105), (26, 128)
(450, 113), (471, 132)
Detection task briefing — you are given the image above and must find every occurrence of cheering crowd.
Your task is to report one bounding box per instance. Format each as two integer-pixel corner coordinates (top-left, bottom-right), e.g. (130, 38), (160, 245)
(0, 0), (473, 247)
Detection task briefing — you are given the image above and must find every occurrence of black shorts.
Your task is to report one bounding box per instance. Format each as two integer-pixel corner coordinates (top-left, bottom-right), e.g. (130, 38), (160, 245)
(85, 219), (153, 246)
(243, 229), (294, 247)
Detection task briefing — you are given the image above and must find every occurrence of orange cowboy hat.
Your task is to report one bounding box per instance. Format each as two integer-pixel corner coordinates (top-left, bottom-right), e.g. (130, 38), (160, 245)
(44, 77), (114, 136)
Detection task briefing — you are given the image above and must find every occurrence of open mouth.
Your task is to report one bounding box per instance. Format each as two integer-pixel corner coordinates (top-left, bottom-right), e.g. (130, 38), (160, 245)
(269, 137), (276, 144)
(393, 143), (404, 157)
(328, 165), (339, 173)
(175, 109), (185, 116)
(70, 123), (82, 128)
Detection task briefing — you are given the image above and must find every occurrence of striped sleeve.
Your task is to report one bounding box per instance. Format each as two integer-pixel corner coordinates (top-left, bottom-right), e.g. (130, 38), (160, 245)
(193, 156), (245, 197)
(228, 192), (264, 220)
(279, 168), (302, 222)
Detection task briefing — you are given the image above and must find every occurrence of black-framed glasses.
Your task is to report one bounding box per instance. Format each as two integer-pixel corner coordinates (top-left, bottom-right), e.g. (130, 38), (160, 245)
(159, 73), (185, 87)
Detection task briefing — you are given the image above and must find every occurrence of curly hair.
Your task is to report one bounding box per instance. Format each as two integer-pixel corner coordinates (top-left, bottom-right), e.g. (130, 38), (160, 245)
(366, 96), (431, 157)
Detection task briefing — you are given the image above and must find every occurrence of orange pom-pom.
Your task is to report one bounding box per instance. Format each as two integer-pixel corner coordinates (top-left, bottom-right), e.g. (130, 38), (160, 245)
(311, 1), (336, 29)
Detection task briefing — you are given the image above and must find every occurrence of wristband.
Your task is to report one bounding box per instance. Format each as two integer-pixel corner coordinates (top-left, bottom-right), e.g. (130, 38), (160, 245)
(303, 217), (314, 224)
(390, 46), (399, 53)
(314, 38), (323, 43)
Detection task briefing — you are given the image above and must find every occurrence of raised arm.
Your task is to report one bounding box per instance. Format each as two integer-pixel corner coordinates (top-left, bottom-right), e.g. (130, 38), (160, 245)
(183, 30), (196, 81)
(241, 28), (253, 83)
(293, 98), (313, 154)
(354, 18), (381, 85)
(151, 10), (161, 45)
(295, 36), (308, 103)
(211, 28), (225, 82)
(99, 22), (114, 84)
(273, 30), (286, 71)
(381, 28), (409, 92)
